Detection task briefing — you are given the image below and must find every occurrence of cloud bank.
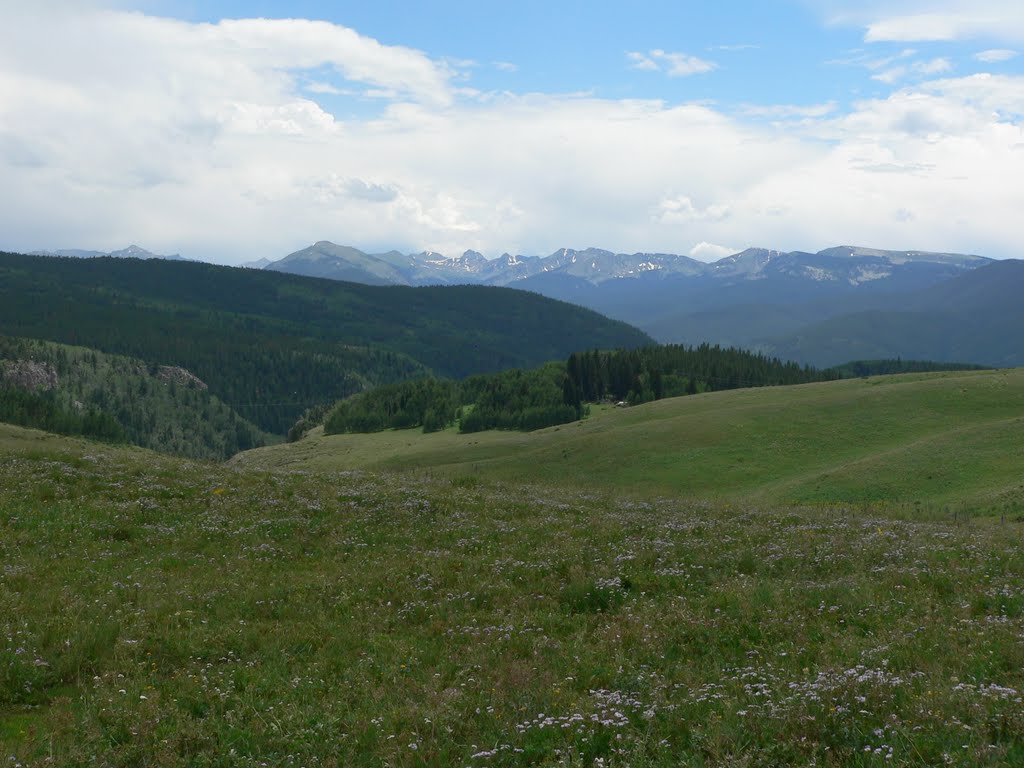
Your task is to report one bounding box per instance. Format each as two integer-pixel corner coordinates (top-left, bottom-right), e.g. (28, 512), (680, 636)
(0, 6), (1022, 263)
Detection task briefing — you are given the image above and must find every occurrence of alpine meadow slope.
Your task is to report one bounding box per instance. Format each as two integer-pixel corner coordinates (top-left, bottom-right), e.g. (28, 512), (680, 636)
(236, 368), (1024, 513)
(6, 411), (1024, 765)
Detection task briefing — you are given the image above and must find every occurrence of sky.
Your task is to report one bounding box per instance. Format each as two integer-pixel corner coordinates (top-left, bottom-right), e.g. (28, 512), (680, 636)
(1, 1), (1023, 264)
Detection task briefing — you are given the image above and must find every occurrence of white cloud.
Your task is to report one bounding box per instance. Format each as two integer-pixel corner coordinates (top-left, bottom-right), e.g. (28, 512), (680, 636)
(827, 47), (917, 70)
(976, 48), (1019, 62)
(656, 196), (732, 223)
(915, 57), (953, 74)
(736, 73), (1024, 255)
(689, 242), (737, 261)
(494, 61), (519, 73)
(626, 51), (661, 72)
(627, 49), (717, 77)
(0, 6), (1023, 263)
(305, 81), (346, 96)
(866, 13), (979, 42)
(741, 102), (838, 119)
(873, 57), (952, 83)
(823, 2), (1024, 43)
(833, 48), (949, 85)
(872, 67), (908, 84)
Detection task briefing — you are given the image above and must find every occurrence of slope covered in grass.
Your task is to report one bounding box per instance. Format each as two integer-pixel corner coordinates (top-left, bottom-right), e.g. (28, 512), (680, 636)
(237, 368), (1024, 512)
(4, 422), (1024, 765)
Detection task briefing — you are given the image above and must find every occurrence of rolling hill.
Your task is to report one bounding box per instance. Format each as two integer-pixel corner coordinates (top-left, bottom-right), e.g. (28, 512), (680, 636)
(235, 367), (1023, 511)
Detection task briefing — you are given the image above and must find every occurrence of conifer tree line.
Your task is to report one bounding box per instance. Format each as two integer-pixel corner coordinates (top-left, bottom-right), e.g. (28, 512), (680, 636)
(564, 343), (834, 405)
(323, 363), (582, 437)
(321, 343), (835, 437)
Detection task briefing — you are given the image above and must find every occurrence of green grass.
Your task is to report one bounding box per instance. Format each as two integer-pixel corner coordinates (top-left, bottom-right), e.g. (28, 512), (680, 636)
(237, 368), (1024, 513)
(3, 419), (1024, 765)
(6, 368), (1024, 765)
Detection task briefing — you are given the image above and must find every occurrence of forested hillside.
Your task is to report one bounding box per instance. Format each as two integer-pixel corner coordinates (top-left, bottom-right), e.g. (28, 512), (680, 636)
(0, 336), (270, 458)
(0, 252), (651, 433)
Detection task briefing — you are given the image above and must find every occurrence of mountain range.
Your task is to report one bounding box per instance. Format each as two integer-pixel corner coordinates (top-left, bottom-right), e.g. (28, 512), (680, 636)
(259, 241), (988, 288)
(26, 239), (1024, 367)
(252, 241), (1022, 366)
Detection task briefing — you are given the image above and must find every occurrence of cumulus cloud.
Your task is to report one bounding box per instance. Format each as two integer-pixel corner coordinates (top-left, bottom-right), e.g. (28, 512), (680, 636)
(627, 50), (717, 77)
(738, 73), (1024, 255)
(0, 6), (1022, 263)
(305, 82), (346, 95)
(689, 242), (737, 262)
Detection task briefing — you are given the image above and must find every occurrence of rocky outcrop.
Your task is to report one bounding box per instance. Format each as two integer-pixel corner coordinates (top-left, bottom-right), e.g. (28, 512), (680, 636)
(157, 365), (208, 390)
(0, 360), (58, 391)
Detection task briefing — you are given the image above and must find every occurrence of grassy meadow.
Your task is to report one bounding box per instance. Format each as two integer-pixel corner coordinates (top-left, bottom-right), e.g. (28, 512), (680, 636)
(238, 368), (1024, 514)
(4, 370), (1024, 765)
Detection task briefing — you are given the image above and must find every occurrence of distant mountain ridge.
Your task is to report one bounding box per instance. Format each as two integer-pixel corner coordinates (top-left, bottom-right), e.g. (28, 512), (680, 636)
(258, 241), (989, 289)
(31, 245), (186, 261)
(764, 258), (1024, 368)
(23, 239), (1012, 368)
(261, 241), (1024, 369)
(256, 242), (996, 361)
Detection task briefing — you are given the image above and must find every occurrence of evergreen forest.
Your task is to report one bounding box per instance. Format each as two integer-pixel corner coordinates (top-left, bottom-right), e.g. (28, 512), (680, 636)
(0, 335), (270, 459)
(0, 252), (651, 434)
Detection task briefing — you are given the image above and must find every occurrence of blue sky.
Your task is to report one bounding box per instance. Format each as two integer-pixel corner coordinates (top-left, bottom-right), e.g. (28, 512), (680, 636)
(1, 1), (1023, 263)
(168, 2), (839, 102)
(145, 1), (1019, 114)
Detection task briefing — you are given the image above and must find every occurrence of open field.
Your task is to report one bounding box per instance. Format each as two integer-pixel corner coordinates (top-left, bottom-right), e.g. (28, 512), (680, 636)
(4, 415), (1024, 765)
(236, 368), (1024, 514)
